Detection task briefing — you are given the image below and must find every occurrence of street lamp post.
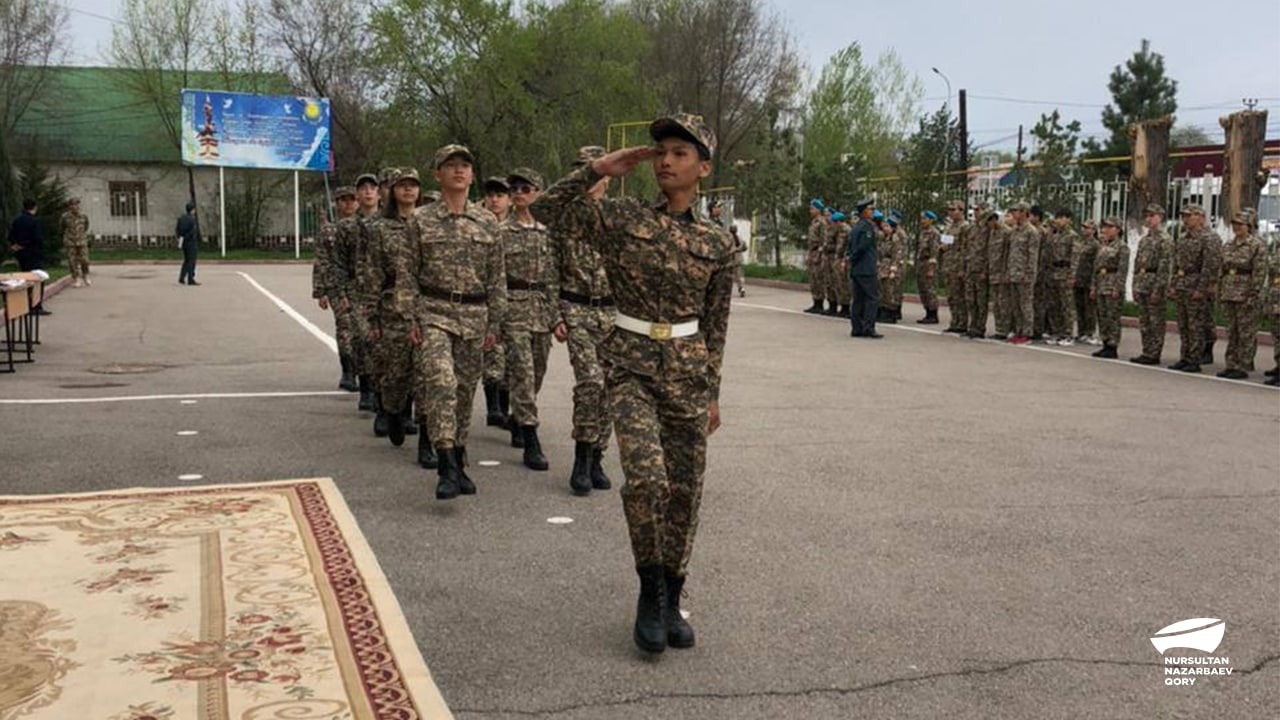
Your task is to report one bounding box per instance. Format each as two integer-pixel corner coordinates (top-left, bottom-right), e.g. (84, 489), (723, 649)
(932, 67), (952, 195)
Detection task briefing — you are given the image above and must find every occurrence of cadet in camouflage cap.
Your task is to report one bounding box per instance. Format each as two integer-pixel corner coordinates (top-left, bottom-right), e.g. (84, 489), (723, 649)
(61, 194), (92, 286)
(332, 185), (355, 199)
(1091, 213), (1129, 358)
(1218, 211), (1266, 379)
(483, 176), (510, 194)
(1179, 203), (1206, 216)
(1143, 203), (1165, 216)
(313, 183), (360, 389)
(1101, 216), (1122, 228)
(434, 143), (474, 168)
(649, 112), (716, 159)
(507, 167), (546, 190)
(1012, 200), (1032, 212)
(355, 172), (378, 188)
(393, 167), (420, 187)
(1130, 200), (1173, 365)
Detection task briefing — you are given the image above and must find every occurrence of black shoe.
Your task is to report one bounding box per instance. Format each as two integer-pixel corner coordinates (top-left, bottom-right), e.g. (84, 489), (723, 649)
(944, 326), (965, 334)
(822, 306), (839, 316)
(417, 432), (438, 469)
(634, 566), (667, 654)
(917, 310), (939, 324)
(187, 280), (201, 286)
(1266, 375), (1280, 386)
(837, 305), (849, 316)
(456, 446), (476, 495)
(31, 307), (51, 316)
(1201, 343), (1215, 366)
(1180, 363), (1202, 373)
(357, 376), (376, 412)
(522, 426), (549, 471)
(569, 441), (593, 496)
(803, 302), (822, 314)
(509, 421), (524, 448)
(590, 446), (612, 490)
(402, 404), (418, 436)
(1092, 345), (1117, 359)
(338, 354), (357, 391)
(484, 382), (504, 426)
(387, 407), (405, 447)
(665, 573), (696, 649)
(1265, 367), (1279, 378)
(1129, 356), (1159, 365)
(991, 332), (1008, 340)
(966, 331), (984, 339)
(498, 387), (512, 429)
(1167, 360), (1188, 370)
(373, 412), (389, 438)
(1217, 369), (1248, 380)
(178, 277), (186, 285)
(435, 447), (462, 500)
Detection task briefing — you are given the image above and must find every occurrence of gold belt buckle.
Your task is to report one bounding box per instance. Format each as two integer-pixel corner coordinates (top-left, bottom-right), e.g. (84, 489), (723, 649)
(1228, 269), (1236, 276)
(649, 322), (672, 340)
(1177, 270), (1185, 277)
(1099, 269), (1107, 275)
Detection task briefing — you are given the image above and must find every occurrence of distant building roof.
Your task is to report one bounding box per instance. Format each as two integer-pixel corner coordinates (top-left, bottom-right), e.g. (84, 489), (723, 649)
(1171, 140), (1280, 177)
(10, 66), (291, 165)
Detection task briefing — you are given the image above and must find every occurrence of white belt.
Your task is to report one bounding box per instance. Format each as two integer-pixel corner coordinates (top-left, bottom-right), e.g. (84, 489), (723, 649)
(614, 312), (698, 340)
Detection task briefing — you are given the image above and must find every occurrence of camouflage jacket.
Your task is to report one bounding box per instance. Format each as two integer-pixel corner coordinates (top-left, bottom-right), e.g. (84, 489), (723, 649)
(532, 165), (735, 399)
(961, 220), (987, 279)
(823, 221), (842, 256)
(59, 211), (90, 245)
(877, 227), (906, 279)
(940, 220), (968, 275)
(1034, 224), (1054, 283)
(394, 201), (506, 341)
(500, 216), (559, 333)
(807, 217), (827, 254)
(1267, 244), (1280, 315)
(335, 212), (374, 302)
(987, 223), (1011, 283)
(916, 227), (940, 270)
(1218, 233), (1266, 303)
(1070, 232), (1100, 288)
(1093, 237), (1129, 296)
(312, 220), (339, 299)
(362, 214), (414, 324)
(529, 193), (613, 304)
(1132, 227), (1172, 296)
(350, 214), (384, 310)
(1170, 226), (1222, 296)
(833, 223), (850, 259)
(1005, 223), (1041, 284)
(1047, 228), (1077, 284)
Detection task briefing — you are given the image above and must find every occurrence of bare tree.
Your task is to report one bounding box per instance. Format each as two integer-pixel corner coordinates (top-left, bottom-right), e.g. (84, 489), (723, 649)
(110, 0), (208, 205)
(0, 0), (70, 133)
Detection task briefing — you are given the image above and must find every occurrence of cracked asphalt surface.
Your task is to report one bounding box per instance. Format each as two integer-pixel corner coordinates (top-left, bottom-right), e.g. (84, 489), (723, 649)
(2, 264), (1277, 719)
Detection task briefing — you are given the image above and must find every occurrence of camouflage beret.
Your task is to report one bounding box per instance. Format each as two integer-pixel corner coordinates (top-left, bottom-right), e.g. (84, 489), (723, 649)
(1230, 211), (1252, 224)
(1101, 216), (1123, 228)
(1143, 203), (1165, 216)
(355, 173), (379, 188)
(433, 144), (475, 169)
(506, 167), (545, 189)
(333, 185), (356, 199)
(574, 145), (607, 167)
(650, 113), (717, 159)
(483, 176), (510, 193)
(1179, 203), (1206, 216)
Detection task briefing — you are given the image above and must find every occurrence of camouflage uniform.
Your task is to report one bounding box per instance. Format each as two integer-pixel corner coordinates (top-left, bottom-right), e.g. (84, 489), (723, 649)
(1047, 225), (1077, 339)
(397, 191), (506, 451)
(831, 220), (852, 309)
(1006, 217), (1041, 338)
(59, 206), (91, 283)
(1169, 209), (1221, 367)
(1032, 222), (1054, 338)
(1092, 227), (1130, 348)
(987, 216), (1012, 336)
(1267, 244), (1280, 378)
(877, 224), (906, 314)
(365, 209), (417, 417)
(312, 189), (358, 362)
(1218, 218), (1266, 374)
(1071, 224), (1100, 338)
(1131, 217), (1173, 360)
(962, 214), (989, 335)
(337, 208), (377, 376)
(916, 224), (940, 313)
(534, 158), (734, 578)
(500, 213), (559, 428)
(806, 215), (827, 307)
(941, 214), (969, 331)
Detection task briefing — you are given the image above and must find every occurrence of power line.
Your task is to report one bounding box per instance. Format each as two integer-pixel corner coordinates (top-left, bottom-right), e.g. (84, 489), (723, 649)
(62, 3), (124, 26)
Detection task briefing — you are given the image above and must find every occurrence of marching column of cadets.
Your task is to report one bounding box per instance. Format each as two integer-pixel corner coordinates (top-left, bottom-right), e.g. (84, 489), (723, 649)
(801, 197), (1278, 385)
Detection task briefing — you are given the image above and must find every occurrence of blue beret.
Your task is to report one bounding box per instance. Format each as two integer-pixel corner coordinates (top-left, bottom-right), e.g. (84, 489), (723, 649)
(922, 210), (937, 220)
(872, 210), (884, 221)
(830, 211), (847, 222)
(811, 199), (825, 210)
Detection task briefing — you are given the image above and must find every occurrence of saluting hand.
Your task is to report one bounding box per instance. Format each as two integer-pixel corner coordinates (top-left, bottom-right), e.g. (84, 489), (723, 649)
(708, 400), (721, 436)
(553, 321), (568, 343)
(592, 146), (658, 178)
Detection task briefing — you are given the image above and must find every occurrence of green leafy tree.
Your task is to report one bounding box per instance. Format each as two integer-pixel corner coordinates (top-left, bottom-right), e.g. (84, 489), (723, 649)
(1082, 39), (1177, 178)
(14, 157), (69, 267)
(733, 105), (802, 267)
(1027, 109), (1082, 210)
(0, 128), (19, 261)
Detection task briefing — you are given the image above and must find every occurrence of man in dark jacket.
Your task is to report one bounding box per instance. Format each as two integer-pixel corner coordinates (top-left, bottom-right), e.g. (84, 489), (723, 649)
(176, 201), (201, 285)
(7, 198), (51, 315)
(844, 197), (881, 338)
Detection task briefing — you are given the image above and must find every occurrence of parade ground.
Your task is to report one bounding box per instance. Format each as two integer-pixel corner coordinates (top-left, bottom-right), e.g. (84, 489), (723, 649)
(2, 264), (1277, 719)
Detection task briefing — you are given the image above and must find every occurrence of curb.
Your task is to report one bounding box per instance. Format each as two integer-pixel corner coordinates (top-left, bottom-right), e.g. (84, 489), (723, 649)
(89, 259), (312, 265)
(745, 277), (1275, 347)
(42, 275), (75, 302)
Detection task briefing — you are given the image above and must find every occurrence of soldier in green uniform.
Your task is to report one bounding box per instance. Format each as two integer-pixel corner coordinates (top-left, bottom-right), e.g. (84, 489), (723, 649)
(1047, 210), (1078, 345)
(830, 211), (852, 315)
(804, 200), (827, 313)
(1029, 205), (1052, 341)
(1168, 204), (1220, 373)
(1265, 241), (1280, 386)
(1129, 204), (1172, 365)
(534, 114), (734, 654)
(915, 210), (940, 324)
(341, 175), (381, 412)
(1090, 217), (1129, 358)
(1005, 202), (1041, 344)
(876, 211), (905, 323)
(963, 202), (991, 338)
(60, 198), (92, 287)
(398, 145), (507, 499)
(500, 168), (558, 471)
(481, 177), (513, 430)
(941, 200), (969, 333)
(1071, 220), (1100, 343)
(312, 185), (360, 390)
(1216, 212), (1266, 379)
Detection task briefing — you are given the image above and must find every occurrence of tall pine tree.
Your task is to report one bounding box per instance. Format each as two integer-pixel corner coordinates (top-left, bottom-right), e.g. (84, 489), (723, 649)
(1084, 39), (1178, 165)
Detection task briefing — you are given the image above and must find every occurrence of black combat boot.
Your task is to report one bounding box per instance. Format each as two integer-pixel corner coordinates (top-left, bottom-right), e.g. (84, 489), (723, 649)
(917, 309), (939, 324)
(1180, 363), (1202, 373)
(838, 304), (850, 317)
(521, 426), (549, 471)
(357, 375), (375, 412)
(634, 566), (667, 654)
(1093, 344), (1118, 359)
(1266, 374), (1280, 386)
(1265, 367), (1279, 378)
(498, 387), (513, 429)
(417, 431), (438, 469)
(665, 573), (696, 649)
(456, 446), (476, 495)
(804, 300), (822, 314)
(823, 302), (839, 316)
(569, 441), (593, 496)
(484, 382), (504, 426)
(386, 401), (405, 447)
(509, 421), (524, 448)
(373, 395), (390, 437)
(338, 354), (357, 391)
(1201, 340), (1215, 366)
(403, 403), (418, 436)
(590, 445), (612, 490)
(894, 305), (904, 322)
(1168, 359), (1188, 370)
(435, 447), (462, 500)
(880, 308), (897, 324)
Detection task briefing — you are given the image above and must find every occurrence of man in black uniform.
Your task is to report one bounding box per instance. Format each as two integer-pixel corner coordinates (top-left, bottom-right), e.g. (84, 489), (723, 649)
(176, 201), (201, 285)
(845, 197), (880, 338)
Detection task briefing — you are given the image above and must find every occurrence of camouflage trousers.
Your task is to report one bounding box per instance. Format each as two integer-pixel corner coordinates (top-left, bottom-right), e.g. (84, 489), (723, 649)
(505, 329), (552, 428)
(416, 326), (483, 448)
(917, 269), (938, 312)
(373, 319), (415, 415)
(328, 297), (357, 361)
(822, 255), (839, 307)
(1273, 313), (1280, 369)
(1032, 278), (1051, 337)
(993, 283), (1013, 336)
(1073, 287), (1096, 338)
(1010, 283), (1035, 337)
(483, 343), (505, 385)
(945, 272), (967, 330)
(807, 251), (825, 302)
(1201, 298), (1219, 360)
(879, 275), (903, 309)
(1047, 281), (1073, 338)
(1135, 293), (1167, 360)
(1174, 295), (1209, 364)
(834, 267), (852, 307)
(1222, 301), (1258, 372)
(612, 366), (709, 577)
(564, 304), (614, 448)
(965, 276), (989, 336)
(66, 242), (90, 280)
(1097, 292), (1122, 347)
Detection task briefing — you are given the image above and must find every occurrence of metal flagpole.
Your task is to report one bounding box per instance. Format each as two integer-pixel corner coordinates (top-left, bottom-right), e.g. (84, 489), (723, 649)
(219, 167), (227, 258)
(294, 171), (300, 259)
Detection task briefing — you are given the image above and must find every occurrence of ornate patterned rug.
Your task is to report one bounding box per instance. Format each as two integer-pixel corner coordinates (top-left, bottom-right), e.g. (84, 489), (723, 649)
(0, 478), (453, 720)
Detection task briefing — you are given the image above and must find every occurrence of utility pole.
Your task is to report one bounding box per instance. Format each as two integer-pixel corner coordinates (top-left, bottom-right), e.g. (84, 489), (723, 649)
(958, 89), (968, 201)
(1016, 124), (1025, 166)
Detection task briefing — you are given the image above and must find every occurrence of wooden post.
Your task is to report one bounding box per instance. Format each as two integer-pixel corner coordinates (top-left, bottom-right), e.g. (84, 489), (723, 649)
(1218, 109), (1269, 222)
(1126, 115), (1172, 228)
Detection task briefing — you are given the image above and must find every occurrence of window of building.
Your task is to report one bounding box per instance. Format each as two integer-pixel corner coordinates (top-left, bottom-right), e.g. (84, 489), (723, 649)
(109, 181), (148, 217)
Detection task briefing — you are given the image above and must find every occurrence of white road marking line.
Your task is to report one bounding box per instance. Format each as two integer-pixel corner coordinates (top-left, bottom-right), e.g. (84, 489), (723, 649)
(546, 517), (574, 525)
(736, 299), (1279, 390)
(237, 271), (338, 354)
(181, 400), (198, 405)
(177, 474), (204, 481)
(176, 430), (199, 436)
(0, 391), (348, 405)
(477, 460), (501, 467)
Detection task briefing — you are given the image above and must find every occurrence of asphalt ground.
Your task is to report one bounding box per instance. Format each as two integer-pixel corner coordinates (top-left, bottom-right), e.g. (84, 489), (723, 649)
(2, 264), (1277, 719)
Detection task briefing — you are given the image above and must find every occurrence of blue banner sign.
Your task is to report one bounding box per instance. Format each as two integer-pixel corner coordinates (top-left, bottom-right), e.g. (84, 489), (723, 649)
(181, 89), (333, 171)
